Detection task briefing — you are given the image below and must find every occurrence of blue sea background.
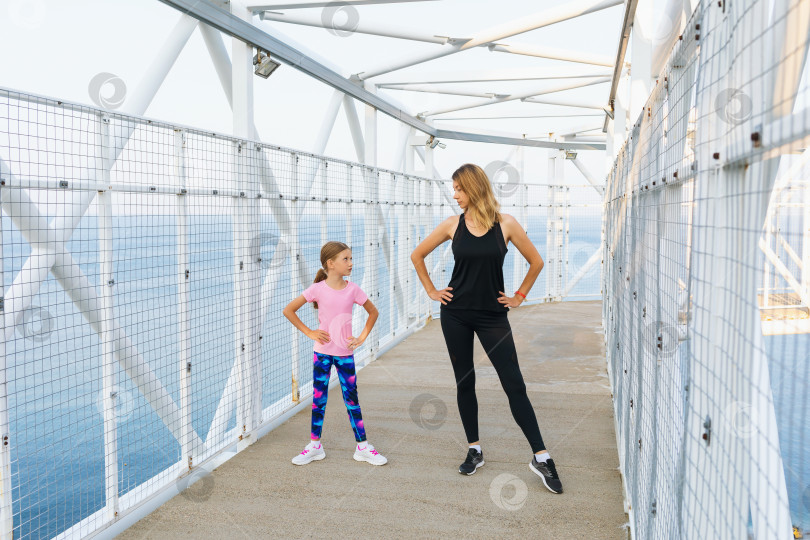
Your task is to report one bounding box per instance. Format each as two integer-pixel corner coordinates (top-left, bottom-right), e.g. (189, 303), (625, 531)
(1, 211), (807, 538)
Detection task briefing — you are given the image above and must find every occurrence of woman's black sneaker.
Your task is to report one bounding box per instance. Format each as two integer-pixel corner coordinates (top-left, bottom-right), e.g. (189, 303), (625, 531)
(459, 448), (485, 475)
(530, 457), (563, 493)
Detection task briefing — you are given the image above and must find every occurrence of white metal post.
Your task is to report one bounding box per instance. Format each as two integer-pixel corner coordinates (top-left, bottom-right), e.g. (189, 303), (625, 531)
(231, 0), (262, 438)
(363, 83), (379, 361)
(417, 176), (425, 317)
(291, 154), (300, 402)
(388, 175), (395, 336)
(513, 146), (527, 295)
(804, 182), (810, 304)
(321, 159), (328, 253)
(423, 121), (435, 318)
(97, 114), (119, 521)
(174, 129), (193, 470)
(546, 149), (565, 301)
(0, 162), (10, 540)
(409, 175), (417, 323)
(404, 130), (417, 323)
(359, 166), (378, 362)
(245, 143), (263, 431)
(232, 140), (249, 435)
(371, 170), (380, 358)
(546, 155), (555, 300)
(563, 183), (571, 298)
(396, 173), (407, 330)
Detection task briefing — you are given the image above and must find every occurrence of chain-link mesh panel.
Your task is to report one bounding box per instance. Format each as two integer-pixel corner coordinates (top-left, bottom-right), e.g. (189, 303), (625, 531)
(604, 0), (810, 537)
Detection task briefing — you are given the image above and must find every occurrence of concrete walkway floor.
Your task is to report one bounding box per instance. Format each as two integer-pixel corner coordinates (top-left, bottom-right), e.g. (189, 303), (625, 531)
(118, 301), (627, 539)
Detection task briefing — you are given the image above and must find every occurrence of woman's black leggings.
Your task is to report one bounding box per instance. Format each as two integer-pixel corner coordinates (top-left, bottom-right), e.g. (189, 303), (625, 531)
(440, 308), (546, 453)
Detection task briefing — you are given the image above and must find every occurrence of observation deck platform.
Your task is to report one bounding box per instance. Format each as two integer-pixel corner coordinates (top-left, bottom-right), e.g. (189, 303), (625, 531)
(118, 301), (627, 539)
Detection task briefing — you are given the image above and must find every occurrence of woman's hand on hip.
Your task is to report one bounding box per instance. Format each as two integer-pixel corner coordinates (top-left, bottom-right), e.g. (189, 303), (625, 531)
(347, 335), (365, 350)
(428, 287), (454, 305)
(497, 291), (523, 308)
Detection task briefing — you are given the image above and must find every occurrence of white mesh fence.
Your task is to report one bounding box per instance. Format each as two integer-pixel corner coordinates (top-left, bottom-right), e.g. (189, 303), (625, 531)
(0, 86), (602, 538)
(603, 0), (810, 537)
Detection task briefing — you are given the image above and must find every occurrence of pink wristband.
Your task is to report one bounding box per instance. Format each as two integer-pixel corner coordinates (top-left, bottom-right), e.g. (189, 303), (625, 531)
(515, 290), (527, 299)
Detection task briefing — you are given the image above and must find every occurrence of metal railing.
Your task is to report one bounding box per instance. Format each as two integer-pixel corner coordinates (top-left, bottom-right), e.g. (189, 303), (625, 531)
(0, 86), (603, 539)
(602, 0), (810, 537)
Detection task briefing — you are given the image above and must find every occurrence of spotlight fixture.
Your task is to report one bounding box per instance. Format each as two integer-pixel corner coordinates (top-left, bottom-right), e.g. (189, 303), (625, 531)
(253, 50), (280, 79)
(427, 136), (446, 149)
(564, 150), (578, 160)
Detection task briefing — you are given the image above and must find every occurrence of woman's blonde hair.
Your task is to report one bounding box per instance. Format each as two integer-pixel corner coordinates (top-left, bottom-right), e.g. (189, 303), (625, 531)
(452, 163), (501, 230)
(312, 241), (350, 309)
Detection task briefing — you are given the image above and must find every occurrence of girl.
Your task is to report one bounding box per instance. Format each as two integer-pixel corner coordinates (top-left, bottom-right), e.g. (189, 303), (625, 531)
(410, 163), (563, 494)
(282, 241), (387, 466)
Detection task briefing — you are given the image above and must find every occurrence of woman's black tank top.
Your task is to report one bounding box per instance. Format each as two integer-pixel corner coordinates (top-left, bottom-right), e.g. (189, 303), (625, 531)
(442, 213), (509, 312)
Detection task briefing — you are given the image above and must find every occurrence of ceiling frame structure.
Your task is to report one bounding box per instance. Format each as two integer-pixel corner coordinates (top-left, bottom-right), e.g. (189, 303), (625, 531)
(160, 0), (656, 155)
(155, 0), (688, 166)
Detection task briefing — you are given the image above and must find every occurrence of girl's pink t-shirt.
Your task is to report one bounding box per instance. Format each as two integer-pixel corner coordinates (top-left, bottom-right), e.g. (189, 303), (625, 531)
(302, 280), (369, 357)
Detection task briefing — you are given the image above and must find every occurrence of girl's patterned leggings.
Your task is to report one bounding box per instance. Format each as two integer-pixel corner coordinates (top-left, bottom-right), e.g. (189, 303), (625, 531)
(311, 352), (366, 442)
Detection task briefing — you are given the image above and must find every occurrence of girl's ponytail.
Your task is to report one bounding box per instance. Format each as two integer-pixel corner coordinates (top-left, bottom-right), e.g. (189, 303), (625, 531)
(313, 268), (327, 308)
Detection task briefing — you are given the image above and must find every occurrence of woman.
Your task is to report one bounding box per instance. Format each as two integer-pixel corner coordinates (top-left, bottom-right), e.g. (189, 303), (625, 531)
(410, 163), (562, 494)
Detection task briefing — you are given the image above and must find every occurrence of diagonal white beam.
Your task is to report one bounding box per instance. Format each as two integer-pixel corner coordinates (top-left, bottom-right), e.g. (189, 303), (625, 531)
(758, 238), (810, 332)
(342, 93), (408, 320)
(200, 23), (344, 441)
(380, 83), (509, 99)
(435, 112), (604, 121)
(200, 23), (314, 293)
(777, 234), (802, 270)
(488, 43), (616, 67)
(1, 12), (199, 340)
(261, 11), (615, 68)
(1, 14), (202, 451)
(160, 0), (437, 135)
(343, 95), (366, 162)
(51, 245), (205, 449)
(0, 169), (204, 450)
(562, 248), (601, 297)
(249, 0), (437, 9)
(520, 96), (611, 112)
(571, 157), (606, 195)
(423, 77), (611, 117)
(200, 24), (314, 298)
(374, 66), (613, 85)
(355, 0), (623, 79)
(435, 127), (606, 151)
(200, 23), (326, 316)
(412, 146), (457, 279)
(393, 122), (411, 172)
(259, 10), (453, 44)
(197, 7), (604, 150)
(168, 0), (609, 150)
(563, 136), (606, 143)
(557, 122), (605, 138)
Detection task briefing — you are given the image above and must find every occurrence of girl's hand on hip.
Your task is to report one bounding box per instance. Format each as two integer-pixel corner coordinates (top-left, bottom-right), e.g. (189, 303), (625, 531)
(428, 287), (453, 305)
(307, 329), (331, 344)
(498, 291), (523, 308)
(347, 336), (365, 350)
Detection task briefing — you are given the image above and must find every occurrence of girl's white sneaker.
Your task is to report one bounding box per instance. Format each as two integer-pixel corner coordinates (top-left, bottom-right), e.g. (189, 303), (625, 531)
(353, 442), (387, 466)
(291, 441), (326, 465)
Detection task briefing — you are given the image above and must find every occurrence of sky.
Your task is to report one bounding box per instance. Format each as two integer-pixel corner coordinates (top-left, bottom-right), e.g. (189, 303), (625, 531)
(0, 0), (674, 186)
